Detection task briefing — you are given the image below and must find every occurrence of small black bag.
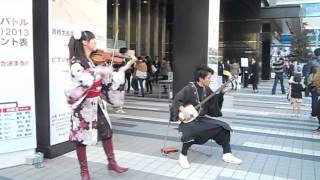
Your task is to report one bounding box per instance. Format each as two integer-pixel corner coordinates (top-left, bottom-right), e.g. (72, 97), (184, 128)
(131, 78), (139, 91)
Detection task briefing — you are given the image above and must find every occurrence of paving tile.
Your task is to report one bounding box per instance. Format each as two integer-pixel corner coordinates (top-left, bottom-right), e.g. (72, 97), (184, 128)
(248, 154), (268, 173)
(287, 159), (302, 180)
(260, 155), (279, 176)
(0, 176), (13, 180)
(274, 156), (290, 178)
(273, 177), (287, 180)
(219, 168), (235, 178)
(202, 166), (223, 179)
(244, 172), (260, 180)
(259, 174), (274, 180)
(2, 80), (320, 180)
(231, 170), (247, 179)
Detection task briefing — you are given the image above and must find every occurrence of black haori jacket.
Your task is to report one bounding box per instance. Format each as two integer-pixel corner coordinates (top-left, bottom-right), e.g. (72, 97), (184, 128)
(170, 82), (232, 142)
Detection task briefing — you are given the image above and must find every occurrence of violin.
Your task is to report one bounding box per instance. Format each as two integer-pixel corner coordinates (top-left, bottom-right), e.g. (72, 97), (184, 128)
(90, 49), (124, 65)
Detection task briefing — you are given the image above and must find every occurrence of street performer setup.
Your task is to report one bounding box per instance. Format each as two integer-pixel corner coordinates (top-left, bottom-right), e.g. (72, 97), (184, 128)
(170, 65), (243, 168)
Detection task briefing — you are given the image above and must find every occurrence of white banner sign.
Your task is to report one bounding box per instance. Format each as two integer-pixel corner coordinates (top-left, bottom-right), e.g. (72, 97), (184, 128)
(241, 58), (249, 67)
(49, 0), (107, 145)
(0, 0), (36, 153)
(208, 0), (221, 90)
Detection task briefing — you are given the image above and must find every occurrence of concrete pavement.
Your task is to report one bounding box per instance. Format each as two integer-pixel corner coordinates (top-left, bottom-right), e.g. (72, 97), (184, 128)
(0, 79), (319, 180)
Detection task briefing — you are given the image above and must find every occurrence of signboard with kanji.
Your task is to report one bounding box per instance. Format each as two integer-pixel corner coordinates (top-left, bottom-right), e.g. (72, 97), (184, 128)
(48, 0), (107, 145)
(0, 0), (36, 154)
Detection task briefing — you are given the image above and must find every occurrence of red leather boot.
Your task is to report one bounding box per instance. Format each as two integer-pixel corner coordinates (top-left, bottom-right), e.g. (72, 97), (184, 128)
(102, 139), (129, 173)
(76, 145), (91, 180)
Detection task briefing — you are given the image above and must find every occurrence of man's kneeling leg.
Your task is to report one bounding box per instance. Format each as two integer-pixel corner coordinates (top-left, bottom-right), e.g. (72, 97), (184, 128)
(213, 129), (242, 164)
(178, 141), (194, 169)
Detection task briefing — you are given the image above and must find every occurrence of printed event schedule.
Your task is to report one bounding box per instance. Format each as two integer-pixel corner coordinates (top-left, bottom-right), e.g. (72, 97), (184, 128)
(0, 102), (33, 141)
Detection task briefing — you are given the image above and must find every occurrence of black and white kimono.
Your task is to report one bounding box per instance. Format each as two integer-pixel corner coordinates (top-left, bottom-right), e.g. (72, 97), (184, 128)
(170, 82), (232, 143)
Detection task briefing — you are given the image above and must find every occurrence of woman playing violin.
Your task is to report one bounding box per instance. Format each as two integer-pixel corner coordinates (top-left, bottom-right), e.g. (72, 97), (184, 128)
(66, 31), (135, 180)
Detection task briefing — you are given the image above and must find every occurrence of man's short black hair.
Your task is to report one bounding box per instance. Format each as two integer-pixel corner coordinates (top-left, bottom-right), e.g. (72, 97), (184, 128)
(119, 47), (128, 54)
(314, 48), (320, 57)
(194, 65), (214, 82)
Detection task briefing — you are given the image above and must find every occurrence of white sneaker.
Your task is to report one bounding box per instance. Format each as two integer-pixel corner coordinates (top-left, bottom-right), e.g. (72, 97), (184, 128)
(222, 153), (243, 164)
(178, 154), (190, 169)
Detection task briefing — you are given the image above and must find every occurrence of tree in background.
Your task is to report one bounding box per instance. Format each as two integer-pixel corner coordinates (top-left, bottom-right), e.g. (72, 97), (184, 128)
(288, 23), (312, 63)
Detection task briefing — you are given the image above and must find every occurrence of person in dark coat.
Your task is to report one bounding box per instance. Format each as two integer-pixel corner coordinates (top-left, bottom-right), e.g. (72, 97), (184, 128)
(218, 59), (224, 83)
(307, 48), (320, 119)
(119, 47), (133, 93)
(242, 66), (250, 88)
(222, 60), (231, 83)
(303, 63), (310, 97)
(287, 61), (295, 79)
(249, 58), (259, 93)
(218, 59), (224, 76)
(145, 56), (153, 94)
(170, 65), (242, 169)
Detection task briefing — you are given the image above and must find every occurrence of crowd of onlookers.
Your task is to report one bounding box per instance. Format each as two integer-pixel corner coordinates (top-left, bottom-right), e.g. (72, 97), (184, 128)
(118, 47), (172, 97)
(217, 51), (320, 132)
(218, 58), (259, 93)
(271, 48), (320, 132)
(111, 47), (172, 114)
(115, 47), (320, 133)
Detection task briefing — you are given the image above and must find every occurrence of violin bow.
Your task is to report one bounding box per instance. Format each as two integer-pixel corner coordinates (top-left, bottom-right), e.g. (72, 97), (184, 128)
(110, 29), (119, 65)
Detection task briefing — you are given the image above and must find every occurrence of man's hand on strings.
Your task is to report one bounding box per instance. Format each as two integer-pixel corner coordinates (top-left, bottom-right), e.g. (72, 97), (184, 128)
(221, 84), (231, 94)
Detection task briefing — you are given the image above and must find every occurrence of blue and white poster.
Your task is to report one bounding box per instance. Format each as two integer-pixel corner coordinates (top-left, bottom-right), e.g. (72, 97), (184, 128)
(208, 0), (221, 90)
(0, 0), (37, 168)
(49, 0), (107, 145)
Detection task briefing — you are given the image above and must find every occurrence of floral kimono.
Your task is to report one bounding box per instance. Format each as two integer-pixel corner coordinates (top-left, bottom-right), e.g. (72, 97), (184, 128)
(65, 57), (123, 146)
(103, 69), (126, 107)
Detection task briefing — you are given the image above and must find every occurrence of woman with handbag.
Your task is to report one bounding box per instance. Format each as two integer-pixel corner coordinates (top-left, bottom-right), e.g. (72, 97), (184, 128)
(66, 31), (136, 180)
(135, 57), (148, 97)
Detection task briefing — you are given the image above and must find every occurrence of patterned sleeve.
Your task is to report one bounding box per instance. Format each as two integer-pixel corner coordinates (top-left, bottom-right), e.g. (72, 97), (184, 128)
(65, 58), (96, 108)
(101, 69), (126, 107)
(70, 58), (95, 88)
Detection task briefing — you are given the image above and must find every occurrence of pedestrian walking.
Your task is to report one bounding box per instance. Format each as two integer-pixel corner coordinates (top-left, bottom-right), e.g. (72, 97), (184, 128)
(249, 58), (259, 93)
